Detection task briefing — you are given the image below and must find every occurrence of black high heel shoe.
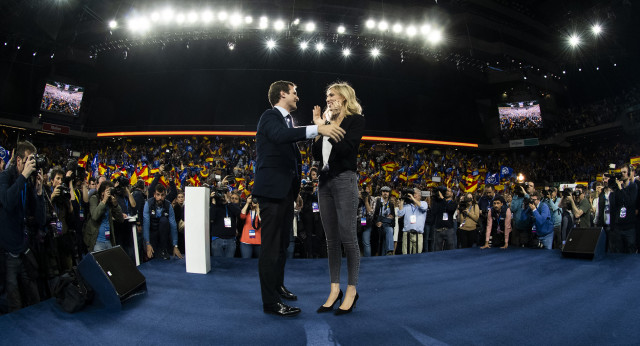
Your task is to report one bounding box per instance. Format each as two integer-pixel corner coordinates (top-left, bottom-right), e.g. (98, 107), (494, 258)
(317, 290), (343, 313)
(334, 292), (359, 315)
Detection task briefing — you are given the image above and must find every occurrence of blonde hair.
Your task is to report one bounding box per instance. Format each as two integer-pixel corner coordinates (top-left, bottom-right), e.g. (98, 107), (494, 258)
(326, 82), (362, 117)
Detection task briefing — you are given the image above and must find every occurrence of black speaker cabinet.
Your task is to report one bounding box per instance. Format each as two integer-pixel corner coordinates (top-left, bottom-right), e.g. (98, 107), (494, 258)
(562, 227), (606, 260)
(78, 246), (147, 310)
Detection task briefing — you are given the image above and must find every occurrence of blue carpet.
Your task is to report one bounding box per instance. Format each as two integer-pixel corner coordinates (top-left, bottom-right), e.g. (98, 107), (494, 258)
(2, 248), (640, 345)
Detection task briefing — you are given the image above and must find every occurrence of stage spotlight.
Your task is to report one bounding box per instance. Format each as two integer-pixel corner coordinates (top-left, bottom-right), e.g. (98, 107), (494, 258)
(337, 25), (345, 34)
(366, 19), (376, 29)
(591, 24), (602, 36)
(315, 42), (325, 52)
(300, 41), (309, 50)
(274, 20), (285, 31)
(109, 20), (118, 29)
(162, 8), (174, 23)
(176, 13), (186, 24)
(371, 48), (380, 57)
(187, 12), (198, 23)
(342, 48), (351, 57)
(562, 70), (566, 74)
(228, 42), (235, 50)
(202, 11), (214, 23)
(266, 39), (276, 49)
(578, 68), (582, 72)
(50, 53), (55, 59)
(421, 24), (431, 35)
(596, 66), (599, 70)
(150, 12), (160, 22)
(392, 23), (403, 33)
(305, 22), (315, 32)
(218, 11), (228, 21)
(17, 45), (21, 50)
(259, 17), (268, 29)
(32, 52), (37, 56)
(428, 30), (442, 44)
(378, 21), (388, 31)
(244, 16), (253, 24)
(406, 26), (417, 37)
(614, 63), (617, 67)
(293, 18), (300, 25)
(229, 13), (242, 27)
(568, 34), (581, 48)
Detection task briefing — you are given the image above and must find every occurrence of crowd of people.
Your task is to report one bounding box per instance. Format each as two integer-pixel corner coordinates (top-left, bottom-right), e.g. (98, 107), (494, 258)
(500, 83), (640, 141)
(40, 84), (83, 116)
(499, 105), (543, 130)
(0, 127), (638, 313)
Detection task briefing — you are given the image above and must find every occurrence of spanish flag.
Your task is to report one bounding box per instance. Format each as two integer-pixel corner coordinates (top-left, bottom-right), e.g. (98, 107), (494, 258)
(77, 155), (88, 168)
(369, 159), (375, 170)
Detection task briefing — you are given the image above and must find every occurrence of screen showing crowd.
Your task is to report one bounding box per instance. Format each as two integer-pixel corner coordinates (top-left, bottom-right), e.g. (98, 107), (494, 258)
(498, 101), (543, 130)
(40, 81), (84, 116)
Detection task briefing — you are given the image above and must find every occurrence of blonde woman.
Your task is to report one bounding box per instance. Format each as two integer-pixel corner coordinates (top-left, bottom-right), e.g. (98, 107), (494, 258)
(312, 82), (365, 315)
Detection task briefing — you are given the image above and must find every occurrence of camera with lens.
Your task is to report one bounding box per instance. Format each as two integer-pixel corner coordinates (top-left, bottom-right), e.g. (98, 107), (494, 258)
(401, 188), (415, 204)
(212, 186), (228, 204)
(53, 185), (71, 202)
(522, 196), (532, 208)
(114, 176), (130, 196)
(33, 154), (48, 171)
(561, 188), (572, 198)
(541, 189), (551, 198)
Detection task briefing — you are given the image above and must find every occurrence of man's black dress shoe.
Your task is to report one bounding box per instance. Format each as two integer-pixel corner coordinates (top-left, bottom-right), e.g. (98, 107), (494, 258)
(263, 302), (301, 317)
(278, 286), (297, 301)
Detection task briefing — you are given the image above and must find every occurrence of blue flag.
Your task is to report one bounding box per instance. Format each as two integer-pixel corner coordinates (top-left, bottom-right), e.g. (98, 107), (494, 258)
(0, 146), (11, 164)
(500, 166), (514, 180)
(485, 172), (499, 185)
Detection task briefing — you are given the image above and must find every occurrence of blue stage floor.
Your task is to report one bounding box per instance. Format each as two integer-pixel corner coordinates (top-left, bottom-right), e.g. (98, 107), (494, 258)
(2, 248), (639, 345)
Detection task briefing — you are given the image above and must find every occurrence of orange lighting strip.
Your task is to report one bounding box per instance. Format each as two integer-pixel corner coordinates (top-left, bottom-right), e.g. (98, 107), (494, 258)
(96, 131), (478, 148)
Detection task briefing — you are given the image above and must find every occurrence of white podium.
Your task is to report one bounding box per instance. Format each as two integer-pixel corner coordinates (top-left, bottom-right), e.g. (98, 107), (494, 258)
(185, 186), (211, 274)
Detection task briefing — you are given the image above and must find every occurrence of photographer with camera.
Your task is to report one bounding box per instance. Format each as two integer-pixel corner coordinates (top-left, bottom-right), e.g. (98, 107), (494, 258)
(481, 197), (511, 249)
(358, 183), (375, 257)
(564, 186), (592, 229)
(210, 183), (241, 257)
(84, 181), (124, 252)
(239, 195), (261, 258)
(456, 192), (480, 248)
(143, 184), (182, 260)
(432, 186), (458, 251)
(148, 163), (177, 203)
(45, 166), (76, 274)
(373, 186), (396, 256)
(111, 176), (138, 262)
(0, 141), (45, 312)
(299, 168), (326, 258)
(511, 183), (535, 247)
(611, 164), (637, 253)
(541, 187), (562, 249)
(397, 187), (428, 254)
(594, 174), (614, 251)
(477, 186), (497, 249)
(526, 191), (554, 249)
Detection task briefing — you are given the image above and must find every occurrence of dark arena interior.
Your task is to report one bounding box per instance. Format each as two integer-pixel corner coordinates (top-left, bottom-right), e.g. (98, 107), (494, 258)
(1, 1), (640, 345)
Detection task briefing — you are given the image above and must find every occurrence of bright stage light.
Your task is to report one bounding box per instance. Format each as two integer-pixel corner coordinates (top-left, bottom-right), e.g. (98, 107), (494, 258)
(259, 17), (268, 29)
(229, 13), (242, 27)
(218, 11), (228, 21)
(266, 39), (276, 49)
(305, 22), (315, 32)
(176, 13), (185, 24)
(293, 18), (300, 25)
(428, 30), (442, 44)
(274, 20), (285, 31)
(337, 25), (345, 34)
(420, 24), (431, 35)
(150, 12), (160, 22)
(568, 34), (581, 47)
(592, 24), (602, 36)
(109, 20), (118, 29)
(244, 16), (253, 24)
(371, 48), (380, 57)
(366, 19), (375, 29)
(378, 21), (388, 31)
(202, 11), (213, 23)
(300, 41), (308, 50)
(162, 8), (174, 23)
(187, 12), (198, 23)
(342, 48), (351, 56)
(406, 26), (417, 37)
(315, 42), (325, 52)
(393, 23), (403, 33)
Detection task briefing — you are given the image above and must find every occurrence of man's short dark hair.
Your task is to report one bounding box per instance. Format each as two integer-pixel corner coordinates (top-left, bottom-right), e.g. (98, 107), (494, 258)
(155, 185), (166, 194)
(98, 181), (114, 198)
(268, 81), (295, 107)
(89, 177), (97, 184)
(50, 166), (65, 180)
(14, 141), (36, 160)
(530, 190), (541, 199)
(310, 167), (318, 175)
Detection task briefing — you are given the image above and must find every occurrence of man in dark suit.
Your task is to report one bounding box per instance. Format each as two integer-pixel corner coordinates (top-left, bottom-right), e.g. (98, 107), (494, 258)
(253, 80), (345, 317)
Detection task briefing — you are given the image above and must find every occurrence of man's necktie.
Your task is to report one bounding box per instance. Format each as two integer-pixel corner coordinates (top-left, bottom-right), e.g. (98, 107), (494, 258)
(285, 114), (293, 128)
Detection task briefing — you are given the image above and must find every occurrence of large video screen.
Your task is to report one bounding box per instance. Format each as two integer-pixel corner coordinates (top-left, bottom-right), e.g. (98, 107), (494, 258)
(498, 101), (542, 130)
(40, 81), (84, 116)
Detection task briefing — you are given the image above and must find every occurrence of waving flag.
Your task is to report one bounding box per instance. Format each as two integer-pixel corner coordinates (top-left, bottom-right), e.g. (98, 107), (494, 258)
(485, 172), (500, 186)
(500, 166), (514, 180)
(77, 154), (89, 169)
(0, 146), (10, 164)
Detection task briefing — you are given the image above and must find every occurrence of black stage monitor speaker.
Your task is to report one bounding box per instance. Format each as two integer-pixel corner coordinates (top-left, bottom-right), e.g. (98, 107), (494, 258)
(562, 227), (606, 260)
(78, 246), (147, 310)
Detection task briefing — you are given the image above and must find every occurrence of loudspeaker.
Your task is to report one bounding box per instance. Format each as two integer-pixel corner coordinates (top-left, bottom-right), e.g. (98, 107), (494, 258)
(78, 246), (147, 310)
(562, 227), (606, 260)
